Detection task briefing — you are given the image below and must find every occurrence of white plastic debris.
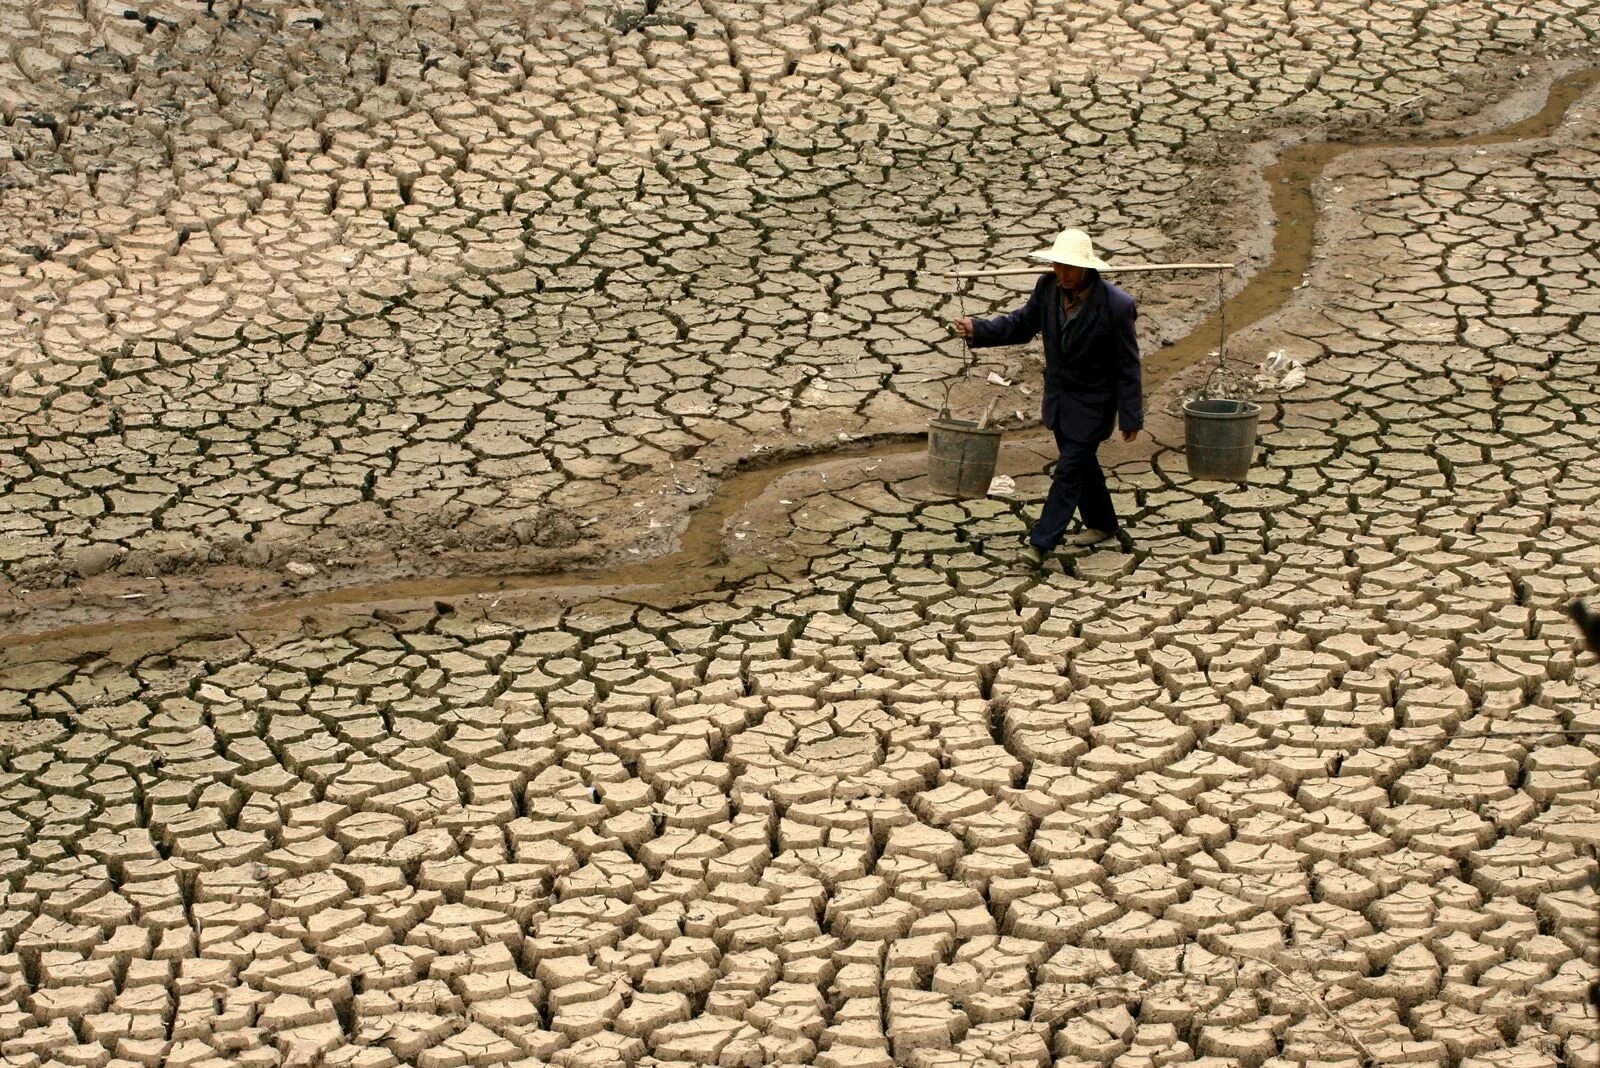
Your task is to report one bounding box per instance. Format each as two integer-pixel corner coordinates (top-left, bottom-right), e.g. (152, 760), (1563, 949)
(987, 474), (1016, 497)
(986, 371), (1012, 387)
(286, 561), (318, 577)
(1257, 349), (1305, 392)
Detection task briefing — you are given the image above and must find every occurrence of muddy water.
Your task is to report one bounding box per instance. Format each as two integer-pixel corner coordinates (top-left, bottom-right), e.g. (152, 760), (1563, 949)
(0, 440), (929, 652)
(1145, 65), (1600, 384)
(3, 67), (1595, 655)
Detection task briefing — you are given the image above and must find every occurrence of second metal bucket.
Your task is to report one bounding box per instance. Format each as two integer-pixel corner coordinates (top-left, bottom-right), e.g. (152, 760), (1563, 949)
(928, 417), (1003, 498)
(1183, 398), (1260, 481)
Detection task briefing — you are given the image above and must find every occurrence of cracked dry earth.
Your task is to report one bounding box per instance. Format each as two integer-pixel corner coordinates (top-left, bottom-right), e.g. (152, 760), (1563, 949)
(0, 101), (1597, 1068)
(1, 3), (1600, 1068)
(0, 0), (1598, 615)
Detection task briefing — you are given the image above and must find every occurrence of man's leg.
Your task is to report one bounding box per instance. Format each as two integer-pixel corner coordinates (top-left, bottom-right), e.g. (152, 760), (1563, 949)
(1029, 432), (1093, 551)
(1076, 447), (1119, 535)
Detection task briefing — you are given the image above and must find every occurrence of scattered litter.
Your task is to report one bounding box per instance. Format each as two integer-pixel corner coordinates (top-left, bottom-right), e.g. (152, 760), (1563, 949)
(734, 532), (747, 539)
(285, 561), (318, 577)
(119, 593), (146, 600)
(1256, 349), (1305, 392)
(985, 371), (1012, 387)
(778, 499), (792, 505)
(577, 516), (601, 527)
(838, 432), (854, 442)
(987, 474), (1016, 497)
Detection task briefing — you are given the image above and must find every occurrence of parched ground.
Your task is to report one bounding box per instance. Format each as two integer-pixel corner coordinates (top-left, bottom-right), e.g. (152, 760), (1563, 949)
(0, 44), (1597, 1068)
(0, 1), (1599, 1068)
(1, 0), (1598, 620)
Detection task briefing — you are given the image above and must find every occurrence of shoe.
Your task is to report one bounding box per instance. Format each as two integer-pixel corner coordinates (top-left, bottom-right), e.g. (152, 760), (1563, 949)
(1004, 542), (1049, 570)
(1070, 527), (1118, 546)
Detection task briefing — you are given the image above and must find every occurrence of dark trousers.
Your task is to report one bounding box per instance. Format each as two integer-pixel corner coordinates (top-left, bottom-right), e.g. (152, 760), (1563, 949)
(1029, 428), (1118, 551)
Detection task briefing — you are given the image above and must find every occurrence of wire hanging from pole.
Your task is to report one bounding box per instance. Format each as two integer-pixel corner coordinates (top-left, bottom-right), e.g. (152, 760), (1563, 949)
(1202, 266), (1229, 399)
(941, 272), (971, 419)
(1217, 267), (1227, 369)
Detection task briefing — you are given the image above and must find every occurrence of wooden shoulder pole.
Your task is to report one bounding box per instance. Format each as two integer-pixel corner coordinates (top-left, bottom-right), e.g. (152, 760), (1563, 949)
(937, 262), (1236, 278)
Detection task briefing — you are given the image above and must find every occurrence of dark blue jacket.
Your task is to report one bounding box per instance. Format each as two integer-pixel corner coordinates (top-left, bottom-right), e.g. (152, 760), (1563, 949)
(969, 272), (1143, 442)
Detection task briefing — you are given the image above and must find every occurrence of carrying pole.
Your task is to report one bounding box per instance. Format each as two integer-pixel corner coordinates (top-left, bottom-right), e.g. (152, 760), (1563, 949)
(937, 261), (1236, 278)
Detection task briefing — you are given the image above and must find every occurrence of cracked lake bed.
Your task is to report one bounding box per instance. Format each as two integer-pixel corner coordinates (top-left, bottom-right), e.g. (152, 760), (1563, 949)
(0, 1), (1598, 1066)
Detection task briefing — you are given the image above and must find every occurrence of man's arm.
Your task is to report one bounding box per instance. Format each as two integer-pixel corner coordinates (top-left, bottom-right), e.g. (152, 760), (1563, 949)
(1114, 299), (1143, 437)
(959, 274), (1047, 348)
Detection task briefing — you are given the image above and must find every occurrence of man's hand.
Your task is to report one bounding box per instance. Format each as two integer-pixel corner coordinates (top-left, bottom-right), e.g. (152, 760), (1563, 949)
(951, 317), (975, 339)
(1121, 429), (1139, 443)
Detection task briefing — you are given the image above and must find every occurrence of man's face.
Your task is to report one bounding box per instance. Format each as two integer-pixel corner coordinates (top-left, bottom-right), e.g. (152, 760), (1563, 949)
(1053, 263), (1089, 290)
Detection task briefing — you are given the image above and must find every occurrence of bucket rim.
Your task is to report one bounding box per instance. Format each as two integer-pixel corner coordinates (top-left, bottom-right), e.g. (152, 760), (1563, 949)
(928, 417), (1005, 436)
(1183, 398), (1261, 417)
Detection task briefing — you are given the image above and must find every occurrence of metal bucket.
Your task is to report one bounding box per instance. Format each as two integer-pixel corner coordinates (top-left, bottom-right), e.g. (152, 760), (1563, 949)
(928, 417), (1003, 498)
(1184, 398), (1260, 481)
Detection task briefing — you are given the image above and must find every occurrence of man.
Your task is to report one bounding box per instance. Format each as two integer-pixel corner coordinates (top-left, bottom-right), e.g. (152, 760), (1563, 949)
(953, 228), (1142, 565)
